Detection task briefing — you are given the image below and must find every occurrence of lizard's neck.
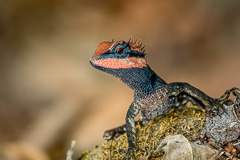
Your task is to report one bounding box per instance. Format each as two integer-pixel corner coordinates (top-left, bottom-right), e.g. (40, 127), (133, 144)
(112, 65), (167, 95)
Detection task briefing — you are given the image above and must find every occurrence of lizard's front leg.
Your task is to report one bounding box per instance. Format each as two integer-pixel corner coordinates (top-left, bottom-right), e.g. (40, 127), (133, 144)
(125, 102), (140, 158)
(103, 102), (140, 158)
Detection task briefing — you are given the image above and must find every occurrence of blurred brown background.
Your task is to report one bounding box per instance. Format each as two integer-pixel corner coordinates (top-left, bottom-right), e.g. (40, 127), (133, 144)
(0, 0), (239, 159)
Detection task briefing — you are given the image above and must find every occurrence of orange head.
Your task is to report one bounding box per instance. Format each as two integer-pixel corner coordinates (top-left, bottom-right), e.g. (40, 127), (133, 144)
(90, 38), (147, 71)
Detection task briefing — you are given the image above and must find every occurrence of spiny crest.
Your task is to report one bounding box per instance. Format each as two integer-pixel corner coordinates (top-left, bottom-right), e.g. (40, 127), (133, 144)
(128, 38), (146, 54)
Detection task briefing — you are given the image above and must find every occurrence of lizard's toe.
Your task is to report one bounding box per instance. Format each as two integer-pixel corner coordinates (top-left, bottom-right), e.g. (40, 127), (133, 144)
(103, 129), (123, 140)
(103, 130), (115, 140)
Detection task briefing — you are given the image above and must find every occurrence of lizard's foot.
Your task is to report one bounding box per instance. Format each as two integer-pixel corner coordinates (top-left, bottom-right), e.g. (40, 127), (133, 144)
(206, 103), (226, 117)
(207, 87), (240, 117)
(103, 129), (122, 140)
(206, 98), (227, 117)
(103, 124), (127, 140)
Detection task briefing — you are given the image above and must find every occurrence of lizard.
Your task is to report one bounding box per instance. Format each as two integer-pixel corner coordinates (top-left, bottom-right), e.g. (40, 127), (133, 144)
(89, 38), (239, 158)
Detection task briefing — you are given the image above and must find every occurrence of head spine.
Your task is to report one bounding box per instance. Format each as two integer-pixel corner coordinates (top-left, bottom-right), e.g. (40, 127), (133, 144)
(128, 38), (146, 54)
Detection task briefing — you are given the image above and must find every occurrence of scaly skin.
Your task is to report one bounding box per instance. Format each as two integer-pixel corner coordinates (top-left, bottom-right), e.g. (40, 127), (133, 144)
(90, 38), (236, 158)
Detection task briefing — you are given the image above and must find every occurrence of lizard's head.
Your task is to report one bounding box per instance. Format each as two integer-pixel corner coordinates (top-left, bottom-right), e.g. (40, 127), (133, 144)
(90, 38), (147, 73)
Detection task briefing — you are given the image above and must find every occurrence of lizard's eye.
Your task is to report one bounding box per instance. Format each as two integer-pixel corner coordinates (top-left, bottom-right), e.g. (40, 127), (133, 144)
(116, 48), (123, 54)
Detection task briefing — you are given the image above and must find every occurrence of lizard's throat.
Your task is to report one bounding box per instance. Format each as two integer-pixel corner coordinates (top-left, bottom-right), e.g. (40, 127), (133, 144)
(90, 59), (166, 95)
(113, 66), (160, 95)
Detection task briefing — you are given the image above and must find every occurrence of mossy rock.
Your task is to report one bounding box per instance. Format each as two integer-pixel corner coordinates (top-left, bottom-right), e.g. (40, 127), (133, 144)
(79, 106), (207, 160)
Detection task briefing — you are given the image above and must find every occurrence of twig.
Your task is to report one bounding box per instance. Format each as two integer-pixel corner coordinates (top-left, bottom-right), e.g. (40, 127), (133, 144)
(66, 140), (76, 160)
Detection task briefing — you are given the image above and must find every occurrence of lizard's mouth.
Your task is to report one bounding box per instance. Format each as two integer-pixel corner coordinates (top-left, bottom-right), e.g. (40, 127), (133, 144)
(89, 58), (98, 68)
(90, 57), (147, 69)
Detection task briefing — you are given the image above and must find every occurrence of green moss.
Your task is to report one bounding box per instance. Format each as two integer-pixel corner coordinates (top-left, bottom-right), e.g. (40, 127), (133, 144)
(78, 151), (90, 160)
(80, 106), (206, 160)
